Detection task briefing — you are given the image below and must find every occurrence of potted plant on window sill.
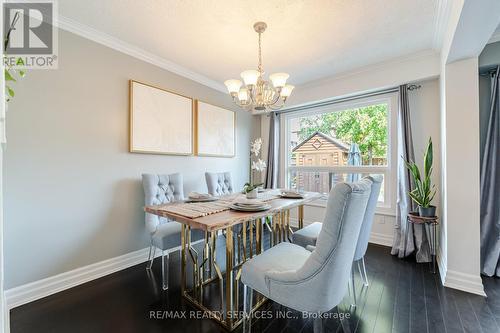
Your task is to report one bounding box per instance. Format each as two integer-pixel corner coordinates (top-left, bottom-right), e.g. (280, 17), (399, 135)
(244, 138), (266, 199)
(404, 137), (436, 217)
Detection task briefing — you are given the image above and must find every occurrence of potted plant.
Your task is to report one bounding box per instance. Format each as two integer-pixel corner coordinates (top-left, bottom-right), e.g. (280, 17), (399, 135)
(244, 138), (266, 199)
(404, 137), (437, 217)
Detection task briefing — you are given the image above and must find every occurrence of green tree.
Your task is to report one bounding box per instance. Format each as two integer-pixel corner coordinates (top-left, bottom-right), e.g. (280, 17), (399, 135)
(298, 104), (388, 165)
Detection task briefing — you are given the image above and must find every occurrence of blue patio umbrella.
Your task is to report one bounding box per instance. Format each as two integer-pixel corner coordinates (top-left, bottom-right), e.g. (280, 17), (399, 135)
(347, 143), (362, 182)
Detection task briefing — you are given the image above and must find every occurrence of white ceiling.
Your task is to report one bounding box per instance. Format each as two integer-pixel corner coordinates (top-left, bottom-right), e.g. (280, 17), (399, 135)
(59, 0), (439, 89)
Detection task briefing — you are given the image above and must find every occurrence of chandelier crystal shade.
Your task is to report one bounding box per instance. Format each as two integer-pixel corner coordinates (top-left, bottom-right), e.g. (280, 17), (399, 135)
(224, 22), (294, 111)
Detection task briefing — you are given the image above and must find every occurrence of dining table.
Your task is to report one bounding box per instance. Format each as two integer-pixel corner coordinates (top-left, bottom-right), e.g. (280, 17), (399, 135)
(144, 190), (321, 331)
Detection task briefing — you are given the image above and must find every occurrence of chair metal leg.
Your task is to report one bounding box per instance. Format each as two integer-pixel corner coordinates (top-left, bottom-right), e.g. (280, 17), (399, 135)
(161, 251), (169, 290)
(243, 285), (253, 333)
(360, 257), (369, 287)
(349, 267), (356, 308)
(147, 244), (153, 260)
(338, 308), (351, 333)
(147, 245), (156, 270)
(313, 316), (324, 333)
(146, 244), (153, 270)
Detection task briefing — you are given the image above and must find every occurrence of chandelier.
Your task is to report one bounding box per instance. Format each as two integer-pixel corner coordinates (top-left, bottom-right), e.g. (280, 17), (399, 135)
(224, 22), (294, 111)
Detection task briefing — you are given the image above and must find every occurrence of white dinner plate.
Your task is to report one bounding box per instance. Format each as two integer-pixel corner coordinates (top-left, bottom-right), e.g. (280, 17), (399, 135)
(229, 204), (271, 212)
(233, 198), (265, 206)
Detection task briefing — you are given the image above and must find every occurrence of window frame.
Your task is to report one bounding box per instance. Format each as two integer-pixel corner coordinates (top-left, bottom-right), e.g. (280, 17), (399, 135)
(279, 92), (398, 215)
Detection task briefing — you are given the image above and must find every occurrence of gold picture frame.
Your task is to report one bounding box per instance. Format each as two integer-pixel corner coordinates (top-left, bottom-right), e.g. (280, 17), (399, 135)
(195, 100), (236, 158)
(129, 80), (194, 155)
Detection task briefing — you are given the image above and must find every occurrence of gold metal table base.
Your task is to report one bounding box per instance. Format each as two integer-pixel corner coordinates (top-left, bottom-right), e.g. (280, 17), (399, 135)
(298, 204), (304, 229)
(179, 208), (302, 331)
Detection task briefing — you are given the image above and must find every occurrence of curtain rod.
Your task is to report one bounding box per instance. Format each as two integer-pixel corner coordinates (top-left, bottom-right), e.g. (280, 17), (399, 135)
(276, 84), (419, 114)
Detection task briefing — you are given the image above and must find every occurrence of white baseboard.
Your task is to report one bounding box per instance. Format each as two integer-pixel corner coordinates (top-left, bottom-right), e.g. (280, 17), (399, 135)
(437, 247), (447, 286)
(443, 269), (486, 297)
(436, 247), (485, 297)
(368, 232), (393, 247)
(5, 247), (150, 310)
(4, 240), (204, 311)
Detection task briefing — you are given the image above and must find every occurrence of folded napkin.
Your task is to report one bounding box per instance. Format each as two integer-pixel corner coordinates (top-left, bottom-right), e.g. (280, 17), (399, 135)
(188, 192), (212, 199)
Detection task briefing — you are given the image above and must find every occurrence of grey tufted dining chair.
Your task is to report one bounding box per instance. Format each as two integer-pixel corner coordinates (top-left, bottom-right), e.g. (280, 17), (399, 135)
(205, 171), (247, 262)
(241, 179), (372, 333)
(205, 172), (234, 196)
(142, 173), (203, 290)
(291, 175), (383, 306)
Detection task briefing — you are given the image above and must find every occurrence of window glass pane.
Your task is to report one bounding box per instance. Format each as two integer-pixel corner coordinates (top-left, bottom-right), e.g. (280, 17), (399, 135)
(289, 103), (389, 167)
(289, 170), (385, 203)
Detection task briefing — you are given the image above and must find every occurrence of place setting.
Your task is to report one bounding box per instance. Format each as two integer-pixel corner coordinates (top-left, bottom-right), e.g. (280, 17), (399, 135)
(278, 189), (305, 199)
(229, 197), (272, 212)
(185, 192), (219, 203)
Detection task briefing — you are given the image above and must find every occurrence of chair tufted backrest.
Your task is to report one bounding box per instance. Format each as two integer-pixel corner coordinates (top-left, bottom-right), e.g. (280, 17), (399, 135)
(205, 172), (233, 196)
(265, 179), (372, 313)
(354, 175), (383, 261)
(142, 173), (184, 234)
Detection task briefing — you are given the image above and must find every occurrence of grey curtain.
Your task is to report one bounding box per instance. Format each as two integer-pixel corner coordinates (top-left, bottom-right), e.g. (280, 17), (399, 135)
(391, 85), (431, 262)
(265, 112), (280, 189)
(480, 66), (500, 277)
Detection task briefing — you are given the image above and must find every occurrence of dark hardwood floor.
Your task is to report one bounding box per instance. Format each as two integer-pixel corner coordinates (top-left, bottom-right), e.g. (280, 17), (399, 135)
(10, 233), (500, 333)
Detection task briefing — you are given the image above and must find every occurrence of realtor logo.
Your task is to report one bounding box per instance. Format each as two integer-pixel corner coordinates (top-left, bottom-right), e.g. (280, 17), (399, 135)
(3, 1), (58, 69)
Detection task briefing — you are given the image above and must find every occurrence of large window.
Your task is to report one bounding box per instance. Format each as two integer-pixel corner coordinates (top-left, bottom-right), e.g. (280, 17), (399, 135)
(281, 93), (397, 213)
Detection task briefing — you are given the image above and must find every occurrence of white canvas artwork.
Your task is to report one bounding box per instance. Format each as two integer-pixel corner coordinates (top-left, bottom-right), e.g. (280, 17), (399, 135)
(197, 101), (235, 157)
(130, 81), (193, 155)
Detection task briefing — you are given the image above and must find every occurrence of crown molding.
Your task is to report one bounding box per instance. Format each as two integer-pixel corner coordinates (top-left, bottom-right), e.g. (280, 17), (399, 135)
(433, 0), (452, 50)
(55, 16), (226, 93)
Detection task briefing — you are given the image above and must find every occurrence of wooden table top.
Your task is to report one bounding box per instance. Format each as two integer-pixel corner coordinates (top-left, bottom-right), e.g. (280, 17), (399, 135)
(144, 191), (322, 232)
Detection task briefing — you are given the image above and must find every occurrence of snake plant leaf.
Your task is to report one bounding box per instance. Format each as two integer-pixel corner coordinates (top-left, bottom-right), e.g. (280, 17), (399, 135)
(403, 137), (435, 208)
(408, 162), (421, 184)
(409, 190), (424, 206)
(428, 192), (436, 204)
(424, 137), (433, 178)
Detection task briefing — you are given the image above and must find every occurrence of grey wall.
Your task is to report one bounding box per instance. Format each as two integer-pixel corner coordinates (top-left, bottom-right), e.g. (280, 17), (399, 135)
(4, 29), (254, 289)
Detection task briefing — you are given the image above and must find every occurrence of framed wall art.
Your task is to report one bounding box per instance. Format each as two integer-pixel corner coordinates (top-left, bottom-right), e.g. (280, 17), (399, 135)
(129, 80), (193, 155)
(195, 100), (236, 157)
